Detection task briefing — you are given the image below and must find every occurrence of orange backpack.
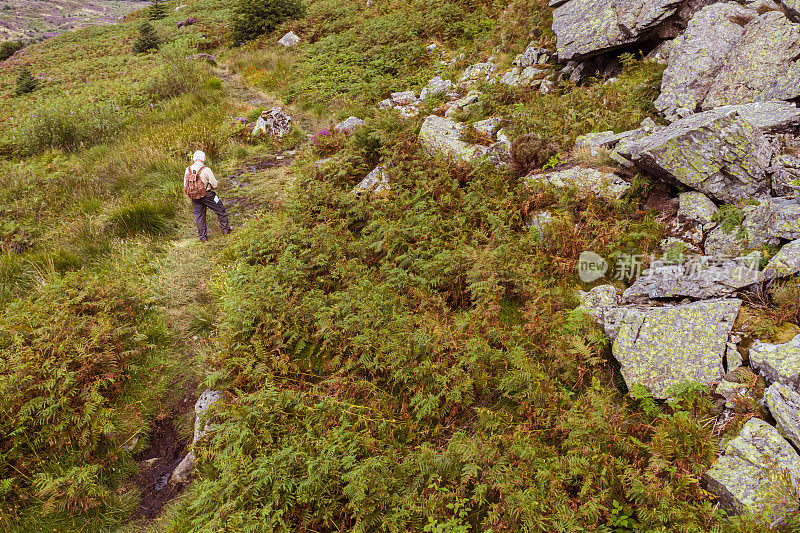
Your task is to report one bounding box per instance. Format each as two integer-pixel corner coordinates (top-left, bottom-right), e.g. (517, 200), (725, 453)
(185, 166), (207, 199)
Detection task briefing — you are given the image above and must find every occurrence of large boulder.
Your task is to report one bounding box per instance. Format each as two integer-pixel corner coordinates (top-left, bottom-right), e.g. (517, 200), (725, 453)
(704, 418), (800, 525)
(703, 11), (800, 109)
(526, 167), (631, 201)
(654, 3), (753, 119)
(765, 382), (800, 450)
(551, 0), (692, 61)
(619, 110), (774, 202)
(611, 299), (741, 398)
(750, 334), (800, 388)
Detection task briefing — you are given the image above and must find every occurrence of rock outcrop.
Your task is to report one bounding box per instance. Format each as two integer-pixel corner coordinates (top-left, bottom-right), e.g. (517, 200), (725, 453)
(763, 239), (800, 280)
(750, 334), (800, 388)
(704, 418), (800, 524)
(654, 3), (753, 119)
(703, 11), (800, 109)
(619, 110), (774, 202)
(526, 167), (631, 201)
(551, 0), (695, 62)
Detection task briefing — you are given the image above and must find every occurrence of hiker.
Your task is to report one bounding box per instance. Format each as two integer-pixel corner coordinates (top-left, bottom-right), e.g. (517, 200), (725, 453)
(184, 150), (232, 242)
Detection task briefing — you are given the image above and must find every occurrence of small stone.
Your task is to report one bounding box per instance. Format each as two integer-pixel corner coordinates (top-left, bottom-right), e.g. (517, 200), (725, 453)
(277, 31), (300, 47)
(352, 165), (391, 196)
(335, 116), (364, 133)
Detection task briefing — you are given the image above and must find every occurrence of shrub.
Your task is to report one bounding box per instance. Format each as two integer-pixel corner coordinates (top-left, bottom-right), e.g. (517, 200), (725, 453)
(145, 43), (202, 100)
(508, 132), (558, 176)
(14, 68), (37, 96)
(231, 0), (304, 44)
(0, 40), (24, 61)
(148, 0), (168, 20)
(132, 22), (161, 54)
(13, 101), (126, 155)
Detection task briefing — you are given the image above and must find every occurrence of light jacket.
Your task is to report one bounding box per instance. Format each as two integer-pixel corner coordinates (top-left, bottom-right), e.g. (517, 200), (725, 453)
(184, 161), (219, 192)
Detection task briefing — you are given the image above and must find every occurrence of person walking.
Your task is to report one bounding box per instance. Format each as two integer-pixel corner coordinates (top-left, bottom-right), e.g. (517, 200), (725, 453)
(184, 150), (232, 242)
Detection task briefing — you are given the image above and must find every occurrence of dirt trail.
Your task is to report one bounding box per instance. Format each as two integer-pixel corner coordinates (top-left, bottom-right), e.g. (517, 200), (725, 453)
(124, 62), (306, 529)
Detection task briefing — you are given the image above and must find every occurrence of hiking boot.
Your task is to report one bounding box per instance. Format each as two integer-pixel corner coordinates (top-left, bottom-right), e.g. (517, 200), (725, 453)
(222, 228), (232, 235)
(199, 237), (208, 242)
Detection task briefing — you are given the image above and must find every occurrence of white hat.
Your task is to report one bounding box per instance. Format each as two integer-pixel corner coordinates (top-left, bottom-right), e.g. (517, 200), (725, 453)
(193, 150), (207, 162)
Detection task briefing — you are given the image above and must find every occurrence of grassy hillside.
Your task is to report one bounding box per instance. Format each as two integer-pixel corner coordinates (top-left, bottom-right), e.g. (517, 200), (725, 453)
(0, 0), (790, 531)
(0, 0), (146, 42)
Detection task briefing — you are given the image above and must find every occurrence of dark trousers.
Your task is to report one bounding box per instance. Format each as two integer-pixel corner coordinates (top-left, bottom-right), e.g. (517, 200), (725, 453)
(192, 190), (231, 240)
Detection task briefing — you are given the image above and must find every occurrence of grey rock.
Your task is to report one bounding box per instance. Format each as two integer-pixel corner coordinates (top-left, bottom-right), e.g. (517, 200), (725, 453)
(526, 167), (631, 201)
(253, 107), (292, 139)
(622, 255), (762, 302)
(765, 382), (800, 450)
(578, 284), (621, 332)
(780, 0), (800, 21)
(445, 90), (481, 118)
(645, 39), (674, 64)
(751, 334), (800, 387)
(703, 11), (800, 109)
(527, 210), (553, 233)
(575, 131), (617, 149)
(610, 299), (741, 399)
(459, 62), (497, 83)
(352, 165), (391, 196)
(390, 90), (418, 106)
(277, 31), (300, 47)
(514, 43), (551, 68)
(335, 116), (364, 133)
(420, 76), (454, 100)
(620, 111), (774, 202)
(419, 115), (496, 166)
(170, 390), (222, 484)
(552, 0), (689, 62)
(677, 191), (718, 224)
(727, 342), (744, 372)
(763, 239), (800, 280)
(472, 116), (502, 139)
(716, 379), (749, 408)
(654, 3), (753, 119)
(704, 418), (800, 524)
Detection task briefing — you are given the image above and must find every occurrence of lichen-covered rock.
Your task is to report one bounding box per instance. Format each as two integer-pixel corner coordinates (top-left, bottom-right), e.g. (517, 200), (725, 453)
(526, 167), (630, 201)
(459, 62), (497, 82)
(513, 43), (551, 68)
(551, 0), (689, 61)
(611, 299), (741, 398)
(352, 165), (391, 196)
(654, 3), (753, 119)
(575, 131), (617, 149)
(578, 284), (621, 335)
(763, 239), (800, 280)
(335, 116), (364, 133)
(620, 111), (774, 202)
(704, 418), (800, 524)
(445, 90), (481, 118)
(277, 31), (300, 47)
(765, 382), (800, 449)
(751, 334), (800, 388)
(419, 115), (492, 165)
(621, 255), (761, 302)
(170, 389), (222, 484)
(703, 11), (800, 109)
(472, 116), (502, 139)
(420, 75), (454, 100)
(743, 198), (800, 243)
(499, 66), (547, 87)
(677, 191), (718, 225)
(716, 379), (749, 408)
(780, 0), (800, 21)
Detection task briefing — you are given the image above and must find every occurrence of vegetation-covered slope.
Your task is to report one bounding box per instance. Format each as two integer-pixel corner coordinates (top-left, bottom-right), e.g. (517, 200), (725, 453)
(1, 0), (797, 531)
